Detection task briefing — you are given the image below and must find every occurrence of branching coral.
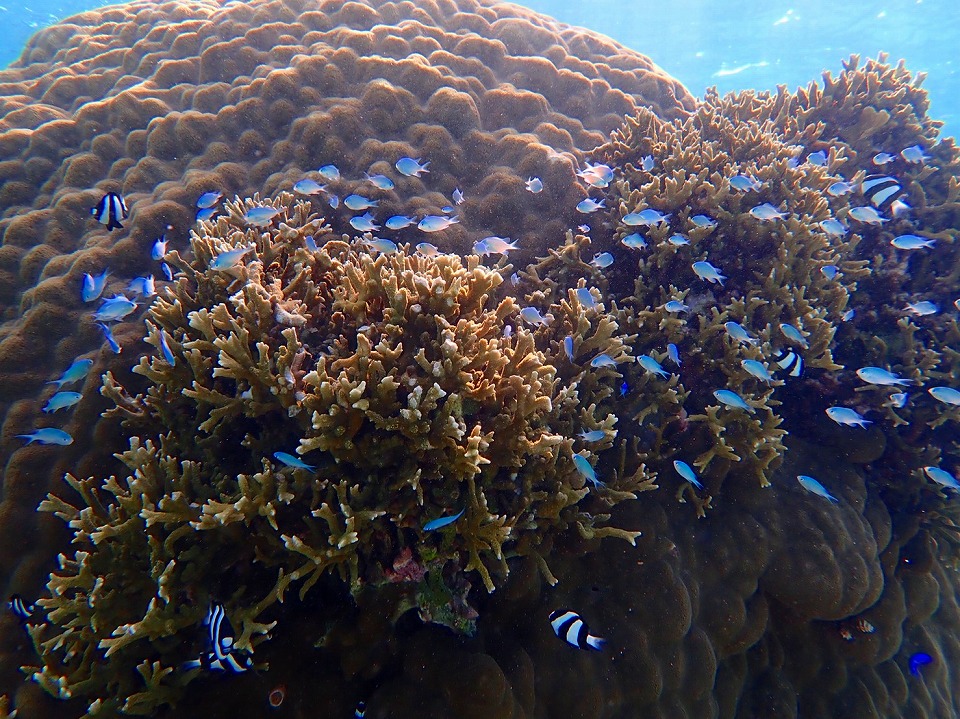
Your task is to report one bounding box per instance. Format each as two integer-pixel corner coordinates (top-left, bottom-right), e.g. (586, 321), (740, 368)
(31, 194), (644, 713)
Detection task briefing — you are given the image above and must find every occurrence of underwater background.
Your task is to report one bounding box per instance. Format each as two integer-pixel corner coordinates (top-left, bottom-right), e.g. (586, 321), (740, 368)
(0, 0), (959, 718)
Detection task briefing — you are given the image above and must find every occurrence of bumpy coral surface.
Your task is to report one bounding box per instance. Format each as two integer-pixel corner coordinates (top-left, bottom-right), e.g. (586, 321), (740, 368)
(1, 0), (959, 717)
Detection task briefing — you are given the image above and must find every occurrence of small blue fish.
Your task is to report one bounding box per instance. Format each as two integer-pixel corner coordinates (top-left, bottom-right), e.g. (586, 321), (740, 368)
(667, 343), (681, 367)
(157, 330), (176, 366)
(590, 252), (614, 269)
(923, 466), (960, 491)
(328, 194), (340, 209)
(151, 236), (168, 260)
(385, 215), (415, 230)
(98, 322), (121, 354)
(673, 460), (702, 489)
(423, 508), (464, 531)
(520, 307), (550, 326)
(724, 321), (758, 345)
(692, 261), (726, 285)
(93, 296), (137, 322)
(640, 155), (655, 171)
(856, 367), (911, 386)
(305, 236), (320, 252)
(909, 652), (933, 677)
(474, 237), (518, 256)
(900, 145), (930, 164)
(417, 215), (458, 233)
(806, 150), (828, 166)
(905, 301), (938, 316)
(578, 429), (606, 442)
(667, 233), (690, 246)
(590, 354), (618, 368)
(209, 246), (253, 270)
(127, 275), (156, 297)
(577, 163), (613, 187)
(575, 288), (599, 310)
(890, 392), (909, 408)
(620, 232), (647, 249)
(689, 214), (716, 229)
(415, 242), (440, 257)
(395, 157), (429, 177)
(729, 174), (761, 192)
(526, 177), (543, 193)
(779, 323), (809, 349)
(619, 381), (629, 396)
(81, 268), (109, 303)
(293, 178), (326, 195)
(622, 208), (670, 226)
(576, 198), (605, 214)
(16, 428), (74, 446)
(872, 152), (896, 165)
(273, 451), (315, 471)
(364, 173), (394, 190)
(49, 358), (93, 389)
(741, 359), (773, 382)
(350, 213), (380, 233)
(663, 300), (689, 313)
(452, 188), (465, 205)
(928, 386), (960, 406)
(363, 238), (397, 254)
(318, 164), (340, 181)
(638, 354), (669, 378)
(572, 453), (601, 488)
(848, 206), (887, 224)
(563, 336), (574, 361)
(344, 194), (378, 210)
(161, 262), (174, 281)
(891, 234), (935, 250)
(42, 391), (82, 413)
(749, 203), (787, 221)
(441, 205), (455, 214)
(797, 475), (838, 503)
(827, 181), (855, 197)
(841, 309), (855, 322)
(826, 407), (871, 428)
(196, 191), (222, 208)
(820, 265), (839, 280)
(819, 219), (847, 236)
(196, 207), (217, 222)
(244, 206), (281, 226)
(713, 389), (754, 413)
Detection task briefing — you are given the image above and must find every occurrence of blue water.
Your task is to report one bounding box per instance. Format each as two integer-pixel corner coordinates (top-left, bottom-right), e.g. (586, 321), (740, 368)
(2, 0), (958, 138)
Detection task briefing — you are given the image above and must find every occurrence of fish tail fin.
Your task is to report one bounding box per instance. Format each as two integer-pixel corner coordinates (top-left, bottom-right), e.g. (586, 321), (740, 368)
(107, 217), (124, 231)
(586, 635), (606, 650)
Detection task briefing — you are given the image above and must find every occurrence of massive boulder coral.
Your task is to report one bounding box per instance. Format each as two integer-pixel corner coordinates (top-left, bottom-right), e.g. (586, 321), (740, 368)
(0, 0), (692, 701)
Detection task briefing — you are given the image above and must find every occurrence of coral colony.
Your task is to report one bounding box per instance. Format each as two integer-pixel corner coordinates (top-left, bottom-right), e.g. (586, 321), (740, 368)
(0, 0), (958, 717)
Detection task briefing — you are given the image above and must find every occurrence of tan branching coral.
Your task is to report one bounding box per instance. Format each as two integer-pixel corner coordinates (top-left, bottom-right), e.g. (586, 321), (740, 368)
(30, 195), (645, 712)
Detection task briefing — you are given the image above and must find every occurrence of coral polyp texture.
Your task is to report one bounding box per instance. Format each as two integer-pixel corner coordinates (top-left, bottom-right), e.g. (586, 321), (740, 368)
(0, 0), (959, 715)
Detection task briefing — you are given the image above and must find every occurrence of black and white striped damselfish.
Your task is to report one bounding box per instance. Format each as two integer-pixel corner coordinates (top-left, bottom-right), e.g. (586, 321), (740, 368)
(7, 594), (36, 621)
(90, 192), (128, 230)
(860, 174), (908, 215)
(182, 603), (252, 673)
(773, 349), (804, 378)
(549, 609), (606, 651)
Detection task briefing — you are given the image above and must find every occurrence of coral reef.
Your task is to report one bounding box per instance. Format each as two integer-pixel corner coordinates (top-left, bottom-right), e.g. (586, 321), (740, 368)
(25, 195), (646, 713)
(0, 0), (958, 715)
